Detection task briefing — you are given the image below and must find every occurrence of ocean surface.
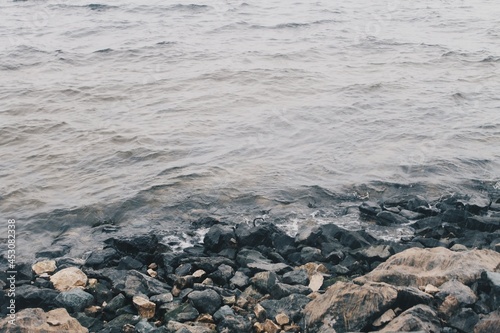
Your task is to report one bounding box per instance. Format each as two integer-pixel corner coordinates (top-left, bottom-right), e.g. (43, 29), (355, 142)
(1, 0), (499, 258)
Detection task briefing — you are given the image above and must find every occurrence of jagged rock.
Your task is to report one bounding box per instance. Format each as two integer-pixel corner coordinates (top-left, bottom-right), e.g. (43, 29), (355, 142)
(376, 211), (409, 226)
(230, 271), (249, 289)
(100, 313), (141, 332)
(150, 292), (173, 305)
(254, 303), (267, 321)
(134, 319), (156, 333)
(260, 294), (310, 323)
(50, 267), (88, 292)
(85, 248), (119, 269)
(436, 279), (477, 305)
(396, 286), (433, 307)
(209, 264), (234, 285)
(359, 201), (382, 217)
(354, 245), (393, 263)
(213, 305), (235, 323)
(299, 247), (323, 263)
(55, 288), (94, 313)
(235, 222), (285, 248)
(104, 293), (126, 314)
(204, 225), (236, 253)
(217, 314), (251, 332)
(481, 271), (500, 309)
(463, 216), (500, 232)
(270, 282), (311, 299)
(105, 234), (158, 255)
(164, 303), (199, 323)
(424, 284), (440, 295)
(236, 249), (289, 273)
(16, 285), (59, 311)
(474, 310), (500, 333)
(276, 312), (290, 326)
(372, 309), (396, 328)
(317, 224), (375, 249)
(282, 269), (309, 286)
(378, 304), (440, 333)
(251, 271), (278, 294)
(0, 308), (88, 333)
(262, 319), (280, 333)
(450, 308), (479, 333)
(438, 295), (460, 319)
(184, 256), (235, 273)
(308, 273), (324, 292)
(117, 256), (143, 270)
(167, 320), (216, 333)
(133, 296), (156, 319)
(359, 247), (500, 287)
(32, 260), (57, 275)
(188, 289), (222, 315)
(120, 270), (170, 297)
(304, 282), (398, 332)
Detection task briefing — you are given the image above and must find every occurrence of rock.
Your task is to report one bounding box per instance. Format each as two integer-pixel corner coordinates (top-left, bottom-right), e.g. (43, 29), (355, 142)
(50, 267), (88, 292)
(270, 282), (311, 299)
(354, 245), (393, 263)
(192, 216), (220, 228)
(203, 225), (236, 253)
(304, 282), (398, 332)
(237, 249), (289, 273)
(372, 309), (396, 328)
(121, 270), (170, 297)
(217, 313), (251, 332)
(406, 196), (429, 211)
(166, 320), (215, 333)
(463, 216), (500, 232)
(396, 286), (434, 307)
(308, 273), (324, 292)
(260, 294), (310, 323)
(254, 303), (267, 321)
(359, 201), (382, 216)
(474, 310), (500, 333)
(0, 308), (88, 333)
(438, 295), (460, 319)
(481, 271), (500, 309)
(282, 269), (309, 286)
(101, 314), (141, 332)
(299, 246), (323, 263)
(458, 195), (491, 215)
(209, 264), (234, 286)
(424, 284), (440, 295)
(376, 211), (409, 226)
(15, 285), (59, 311)
(85, 248), (118, 268)
(32, 260), (57, 275)
(262, 319), (280, 333)
(133, 296), (156, 319)
(185, 256), (235, 273)
(150, 292), (174, 305)
(235, 222), (285, 248)
(105, 234), (158, 255)
(251, 271), (278, 294)
(378, 304), (440, 333)
(450, 244), (468, 251)
(318, 224), (375, 249)
(135, 320), (156, 333)
(117, 256), (144, 270)
(450, 308), (479, 333)
(436, 279), (477, 305)
(188, 289), (222, 315)
(360, 247), (500, 287)
(164, 303), (199, 323)
(55, 288), (94, 313)
(442, 209), (471, 224)
(213, 305), (235, 323)
(230, 271), (249, 289)
(276, 312), (290, 326)
(104, 293), (126, 314)
(147, 268), (157, 278)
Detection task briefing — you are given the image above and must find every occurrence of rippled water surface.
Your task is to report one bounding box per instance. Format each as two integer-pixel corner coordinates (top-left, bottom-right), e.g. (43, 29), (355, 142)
(1, 0), (499, 257)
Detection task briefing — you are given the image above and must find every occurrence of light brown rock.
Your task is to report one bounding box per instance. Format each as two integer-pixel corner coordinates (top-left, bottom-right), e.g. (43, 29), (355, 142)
(308, 273), (324, 292)
(147, 268), (157, 278)
(0, 308), (88, 333)
(304, 281), (398, 332)
(263, 319), (280, 333)
(32, 260), (57, 275)
(438, 295), (460, 319)
(424, 284), (440, 295)
(299, 262), (328, 277)
(132, 296), (156, 319)
(254, 303), (266, 321)
(50, 267), (88, 291)
(197, 314), (214, 323)
(193, 269), (206, 278)
(276, 313), (290, 326)
(167, 320), (216, 333)
(359, 247), (500, 287)
(378, 304), (440, 333)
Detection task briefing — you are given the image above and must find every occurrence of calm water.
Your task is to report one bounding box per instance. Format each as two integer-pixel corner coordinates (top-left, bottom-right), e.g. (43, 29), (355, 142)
(1, 0), (499, 258)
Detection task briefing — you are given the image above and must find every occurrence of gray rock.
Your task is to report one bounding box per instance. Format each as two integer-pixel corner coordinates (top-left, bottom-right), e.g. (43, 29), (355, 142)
(270, 282), (311, 299)
(473, 310), (500, 333)
(449, 308), (479, 333)
(213, 305), (235, 323)
(378, 304), (440, 333)
(55, 288), (94, 313)
(436, 279), (477, 305)
(135, 319), (156, 333)
(150, 292), (174, 304)
(354, 245), (393, 263)
(251, 271), (278, 294)
(236, 249), (290, 273)
(463, 216), (500, 232)
(164, 303), (199, 323)
(104, 293), (126, 313)
(399, 209), (425, 220)
(15, 285), (59, 311)
(187, 289), (222, 315)
(376, 211), (409, 226)
(261, 293), (311, 323)
(282, 269), (309, 286)
(482, 271), (500, 309)
(121, 270), (170, 297)
(85, 247), (118, 268)
(359, 201), (382, 217)
(203, 224), (236, 253)
(230, 271), (250, 289)
(299, 247), (323, 263)
(209, 264), (234, 285)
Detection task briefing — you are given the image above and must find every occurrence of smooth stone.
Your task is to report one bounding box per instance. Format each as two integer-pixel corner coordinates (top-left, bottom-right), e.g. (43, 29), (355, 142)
(32, 260), (57, 275)
(50, 267), (88, 292)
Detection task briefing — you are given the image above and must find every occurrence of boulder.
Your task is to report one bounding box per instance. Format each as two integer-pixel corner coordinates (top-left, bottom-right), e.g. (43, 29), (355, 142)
(450, 308), (479, 333)
(187, 289), (222, 315)
(304, 282), (398, 333)
(463, 216), (500, 232)
(229, 271), (250, 289)
(236, 249), (289, 273)
(251, 271), (278, 294)
(104, 293), (126, 314)
(235, 222), (285, 248)
(378, 304), (440, 333)
(376, 211), (409, 226)
(0, 308), (88, 333)
(55, 288), (94, 313)
(270, 282), (311, 299)
(105, 234), (158, 255)
(50, 267), (88, 292)
(164, 303), (199, 323)
(359, 247), (500, 287)
(354, 245), (393, 263)
(436, 279), (477, 305)
(474, 310), (500, 333)
(32, 260), (57, 275)
(85, 248), (119, 269)
(120, 270), (170, 297)
(203, 225), (236, 253)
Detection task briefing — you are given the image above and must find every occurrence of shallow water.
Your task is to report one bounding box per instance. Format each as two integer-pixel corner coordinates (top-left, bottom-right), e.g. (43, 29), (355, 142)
(0, 0), (499, 258)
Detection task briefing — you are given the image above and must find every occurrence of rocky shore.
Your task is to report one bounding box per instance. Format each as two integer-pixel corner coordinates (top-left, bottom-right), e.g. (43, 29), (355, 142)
(1, 193), (500, 333)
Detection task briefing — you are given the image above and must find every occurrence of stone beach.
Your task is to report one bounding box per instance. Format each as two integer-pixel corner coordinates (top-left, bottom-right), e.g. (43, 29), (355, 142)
(1, 193), (500, 333)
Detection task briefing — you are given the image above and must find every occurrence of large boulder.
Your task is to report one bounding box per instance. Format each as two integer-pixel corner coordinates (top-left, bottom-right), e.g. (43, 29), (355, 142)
(0, 308), (88, 333)
(304, 281), (398, 333)
(378, 304), (440, 333)
(358, 247), (500, 287)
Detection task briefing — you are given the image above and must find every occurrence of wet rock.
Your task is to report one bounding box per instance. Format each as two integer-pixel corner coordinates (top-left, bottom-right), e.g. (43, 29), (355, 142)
(318, 223), (374, 250)
(133, 296), (156, 319)
(282, 269), (309, 286)
(376, 211), (409, 226)
(463, 216), (500, 232)
(304, 281), (398, 333)
(450, 308), (479, 333)
(235, 222), (285, 248)
(188, 289), (222, 315)
(473, 310), (500, 333)
(406, 195), (429, 211)
(378, 304), (440, 333)
(32, 260), (57, 275)
(36, 245), (70, 259)
(203, 225), (236, 253)
(0, 308), (88, 333)
(359, 247), (500, 287)
(442, 209), (471, 224)
(260, 294), (310, 324)
(183, 256), (235, 273)
(354, 244), (393, 263)
(85, 247), (119, 269)
(192, 216), (220, 229)
(55, 288), (94, 313)
(236, 249), (290, 273)
(105, 234), (158, 255)
(359, 201), (382, 217)
(458, 195), (491, 215)
(436, 279), (477, 305)
(229, 271), (250, 289)
(121, 270), (170, 297)
(16, 285), (59, 311)
(251, 271), (278, 294)
(164, 303), (199, 323)
(399, 209), (425, 220)
(50, 267), (88, 291)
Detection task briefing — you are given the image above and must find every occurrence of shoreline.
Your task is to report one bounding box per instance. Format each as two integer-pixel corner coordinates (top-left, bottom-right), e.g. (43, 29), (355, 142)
(1, 193), (500, 332)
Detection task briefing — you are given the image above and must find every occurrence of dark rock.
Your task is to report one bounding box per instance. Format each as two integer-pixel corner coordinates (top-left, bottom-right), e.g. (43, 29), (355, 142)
(399, 209), (425, 220)
(318, 223), (375, 250)
(34, 277), (53, 289)
(101, 314), (141, 333)
(85, 247), (119, 268)
(213, 305), (235, 323)
(379, 304), (440, 333)
(449, 308), (479, 333)
(413, 237), (448, 248)
(270, 282), (311, 299)
(181, 256), (235, 273)
(104, 293), (126, 314)
(299, 246), (324, 263)
(411, 216), (442, 230)
(175, 263), (193, 276)
(407, 196), (429, 211)
(16, 285), (59, 311)
(442, 209), (471, 224)
(209, 264), (234, 286)
(235, 222), (285, 248)
(217, 314), (251, 332)
(354, 245), (393, 263)
(87, 279), (113, 305)
(295, 226), (322, 246)
(282, 269), (309, 286)
(376, 211), (409, 226)
(204, 224), (236, 253)
(384, 206), (401, 214)
(36, 245), (70, 259)
(396, 286), (433, 308)
(236, 249), (290, 273)
(359, 201), (382, 217)
(463, 216), (500, 232)
(105, 234), (158, 255)
(120, 270), (170, 297)
(135, 320), (156, 333)
(458, 195), (490, 215)
(164, 303), (199, 322)
(117, 256), (143, 271)
(436, 279), (477, 305)
(481, 271), (500, 309)
(454, 230), (491, 248)
(187, 289), (222, 315)
(192, 216), (220, 228)
(150, 292), (173, 304)
(73, 312), (104, 331)
(260, 293), (311, 323)
(230, 271), (250, 289)
(383, 195), (414, 208)
(251, 271), (278, 294)
(55, 288), (94, 313)
(272, 233), (296, 257)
